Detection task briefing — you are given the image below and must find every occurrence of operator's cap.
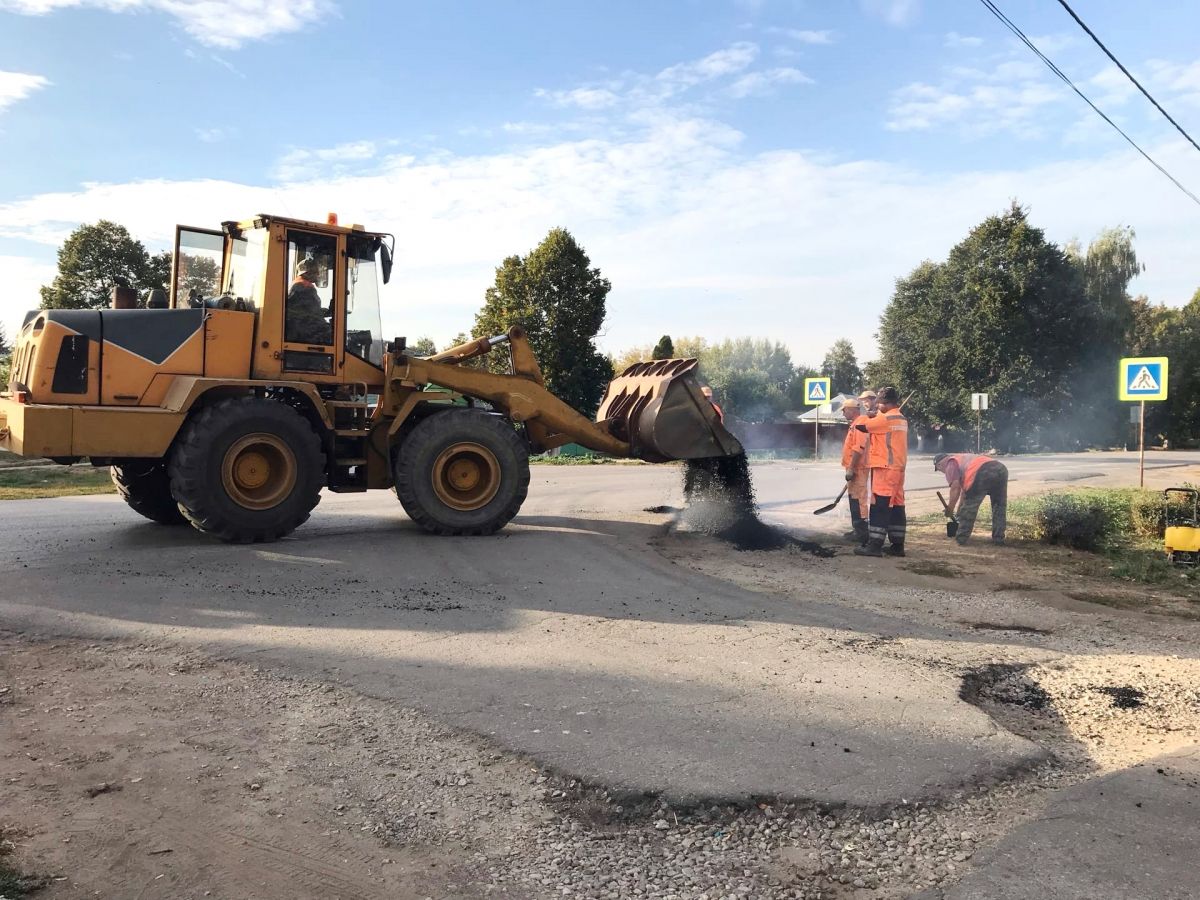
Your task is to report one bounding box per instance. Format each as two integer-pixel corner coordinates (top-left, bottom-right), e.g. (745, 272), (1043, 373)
(877, 386), (900, 404)
(842, 396), (861, 409)
(857, 389), (878, 400)
(700, 385), (713, 398)
(933, 453), (949, 469)
(296, 257), (320, 277)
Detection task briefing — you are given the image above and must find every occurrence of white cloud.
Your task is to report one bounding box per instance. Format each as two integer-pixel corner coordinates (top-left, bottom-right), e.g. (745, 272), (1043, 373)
(944, 32), (983, 49)
(535, 87), (620, 110)
(2, 120), (1198, 363)
(274, 140), (378, 181)
(194, 126), (231, 143)
(861, 0), (919, 26)
(1147, 58), (1200, 108)
(0, 0), (335, 48)
(887, 56), (1064, 135)
(728, 67), (813, 99)
(0, 70), (50, 114)
(656, 42), (759, 93)
(767, 28), (835, 45)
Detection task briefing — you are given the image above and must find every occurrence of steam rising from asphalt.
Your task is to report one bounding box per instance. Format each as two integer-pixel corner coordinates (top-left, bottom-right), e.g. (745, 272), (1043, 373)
(680, 453), (833, 556)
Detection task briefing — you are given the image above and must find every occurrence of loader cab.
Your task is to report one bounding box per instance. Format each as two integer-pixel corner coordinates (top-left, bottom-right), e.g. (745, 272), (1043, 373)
(168, 215), (391, 390)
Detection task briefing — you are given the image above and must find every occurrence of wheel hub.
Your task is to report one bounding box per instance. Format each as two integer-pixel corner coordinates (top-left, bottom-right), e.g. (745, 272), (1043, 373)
(431, 442), (501, 511)
(222, 434), (297, 510)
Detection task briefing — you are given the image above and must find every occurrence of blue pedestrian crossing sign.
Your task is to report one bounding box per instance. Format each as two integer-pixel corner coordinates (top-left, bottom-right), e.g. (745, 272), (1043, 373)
(804, 377), (831, 405)
(1119, 356), (1168, 402)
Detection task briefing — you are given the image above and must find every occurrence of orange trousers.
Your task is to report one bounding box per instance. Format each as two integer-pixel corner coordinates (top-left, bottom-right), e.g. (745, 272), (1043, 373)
(870, 468), (906, 507)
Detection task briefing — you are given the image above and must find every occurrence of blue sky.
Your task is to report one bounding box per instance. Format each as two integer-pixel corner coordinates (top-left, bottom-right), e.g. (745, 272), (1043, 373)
(2, 0), (1199, 364)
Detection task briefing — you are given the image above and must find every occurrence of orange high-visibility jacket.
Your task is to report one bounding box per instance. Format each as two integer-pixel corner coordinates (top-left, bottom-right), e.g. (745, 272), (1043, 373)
(862, 409), (907, 470)
(841, 415), (867, 468)
(946, 453), (992, 491)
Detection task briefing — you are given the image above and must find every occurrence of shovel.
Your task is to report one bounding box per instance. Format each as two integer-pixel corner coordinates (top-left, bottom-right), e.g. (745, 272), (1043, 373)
(813, 483), (849, 515)
(937, 491), (959, 538)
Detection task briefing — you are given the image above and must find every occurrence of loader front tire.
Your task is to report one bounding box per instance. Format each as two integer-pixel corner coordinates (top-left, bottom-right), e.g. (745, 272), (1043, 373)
(168, 397), (325, 543)
(394, 410), (529, 535)
(111, 460), (185, 525)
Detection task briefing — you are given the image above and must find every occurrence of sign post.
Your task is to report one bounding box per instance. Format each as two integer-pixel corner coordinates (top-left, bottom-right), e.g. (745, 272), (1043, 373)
(970, 393), (989, 453)
(804, 377), (832, 460)
(1119, 357), (1169, 487)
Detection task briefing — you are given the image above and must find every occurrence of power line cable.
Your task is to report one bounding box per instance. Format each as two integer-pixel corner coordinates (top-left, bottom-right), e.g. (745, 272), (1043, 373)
(1053, 0), (1200, 156)
(975, 0), (1200, 208)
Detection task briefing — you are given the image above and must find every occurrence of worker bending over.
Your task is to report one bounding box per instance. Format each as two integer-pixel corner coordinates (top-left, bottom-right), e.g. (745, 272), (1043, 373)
(855, 386), (907, 558)
(934, 453), (1008, 544)
(840, 396), (869, 544)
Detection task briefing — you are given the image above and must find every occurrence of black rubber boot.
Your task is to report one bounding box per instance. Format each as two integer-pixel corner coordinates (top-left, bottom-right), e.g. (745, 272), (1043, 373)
(854, 539), (884, 557)
(885, 543), (905, 557)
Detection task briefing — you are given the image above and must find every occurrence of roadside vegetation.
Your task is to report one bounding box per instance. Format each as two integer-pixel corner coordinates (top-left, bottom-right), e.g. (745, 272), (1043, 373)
(1007, 487), (1198, 591)
(0, 827), (46, 898)
(0, 453), (114, 499)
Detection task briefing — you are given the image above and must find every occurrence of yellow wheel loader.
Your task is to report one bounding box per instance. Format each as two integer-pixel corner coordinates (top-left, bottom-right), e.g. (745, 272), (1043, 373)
(0, 214), (741, 542)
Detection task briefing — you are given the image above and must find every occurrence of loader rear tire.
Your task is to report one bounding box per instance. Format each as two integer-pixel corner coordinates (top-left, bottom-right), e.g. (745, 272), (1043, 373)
(394, 410), (529, 535)
(168, 397), (325, 543)
(111, 460), (185, 525)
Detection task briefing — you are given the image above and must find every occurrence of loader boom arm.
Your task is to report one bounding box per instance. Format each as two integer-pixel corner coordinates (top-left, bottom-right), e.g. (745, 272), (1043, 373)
(387, 327), (633, 457)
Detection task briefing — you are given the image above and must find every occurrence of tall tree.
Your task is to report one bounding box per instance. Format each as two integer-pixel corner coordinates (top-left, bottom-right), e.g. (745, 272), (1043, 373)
(145, 250), (172, 296)
(475, 228), (613, 415)
(0, 323), (10, 390)
(820, 339), (864, 395)
(409, 336), (438, 357)
(1129, 291), (1200, 445)
(696, 337), (795, 423)
(875, 204), (1099, 451)
(40, 221), (156, 310)
(651, 335), (674, 359)
(1066, 226), (1143, 446)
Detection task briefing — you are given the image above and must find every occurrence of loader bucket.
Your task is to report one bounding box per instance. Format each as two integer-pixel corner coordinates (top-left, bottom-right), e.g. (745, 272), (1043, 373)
(596, 358), (743, 462)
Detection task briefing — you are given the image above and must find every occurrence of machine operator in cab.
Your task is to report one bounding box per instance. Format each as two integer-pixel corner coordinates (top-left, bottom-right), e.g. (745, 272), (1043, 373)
(286, 257), (333, 344)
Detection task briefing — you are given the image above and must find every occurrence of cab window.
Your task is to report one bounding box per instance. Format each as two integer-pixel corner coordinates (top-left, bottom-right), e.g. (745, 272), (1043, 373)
(172, 228), (224, 308)
(284, 231), (336, 346)
(346, 236), (384, 367)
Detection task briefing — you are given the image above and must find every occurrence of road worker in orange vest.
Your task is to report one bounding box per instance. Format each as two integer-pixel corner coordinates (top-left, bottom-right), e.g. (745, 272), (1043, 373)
(854, 385), (908, 557)
(840, 396), (869, 543)
(934, 452), (1009, 544)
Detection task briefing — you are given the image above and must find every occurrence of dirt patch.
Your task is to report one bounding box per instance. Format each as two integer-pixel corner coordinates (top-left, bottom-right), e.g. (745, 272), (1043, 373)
(1097, 685), (1146, 710)
(902, 559), (965, 578)
(967, 622), (1053, 636)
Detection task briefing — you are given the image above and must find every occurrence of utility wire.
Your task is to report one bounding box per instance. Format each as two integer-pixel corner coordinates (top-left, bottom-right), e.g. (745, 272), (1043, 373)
(976, 0), (1200, 208)
(1053, 0), (1200, 157)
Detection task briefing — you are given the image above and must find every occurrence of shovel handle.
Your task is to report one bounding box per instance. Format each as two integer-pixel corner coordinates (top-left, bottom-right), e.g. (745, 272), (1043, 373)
(812, 483), (849, 515)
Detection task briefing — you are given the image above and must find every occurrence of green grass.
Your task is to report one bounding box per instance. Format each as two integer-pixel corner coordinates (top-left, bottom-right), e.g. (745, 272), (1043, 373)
(529, 454), (648, 465)
(0, 464), (115, 499)
(1006, 487), (1199, 591)
(0, 834), (47, 898)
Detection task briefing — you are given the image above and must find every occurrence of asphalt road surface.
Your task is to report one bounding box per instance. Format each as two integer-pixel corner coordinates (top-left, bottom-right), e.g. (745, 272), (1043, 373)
(1, 450), (1193, 809)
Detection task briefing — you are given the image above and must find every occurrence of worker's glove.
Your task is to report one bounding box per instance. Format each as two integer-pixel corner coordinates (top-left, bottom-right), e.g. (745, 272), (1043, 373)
(844, 470), (854, 482)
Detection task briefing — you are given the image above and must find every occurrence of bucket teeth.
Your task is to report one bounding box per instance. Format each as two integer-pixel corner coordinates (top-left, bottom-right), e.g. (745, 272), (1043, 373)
(597, 358), (743, 462)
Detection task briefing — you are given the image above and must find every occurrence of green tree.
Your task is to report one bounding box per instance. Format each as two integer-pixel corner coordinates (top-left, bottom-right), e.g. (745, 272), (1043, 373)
(0, 323), (10, 389)
(145, 250), (172, 296)
(1065, 226), (1143, 446)
(40, 221), (156, 310)
(611, 345), (652, 374)
(409, 336), (438, 357)
(474, 228), (613, 415)
(1129, 291), (1200, 445)
(875, 204), (1100, 451)
(820, 338), (864, 395)
(695, 337), (795, 423)
(651, 335), (674, 359)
